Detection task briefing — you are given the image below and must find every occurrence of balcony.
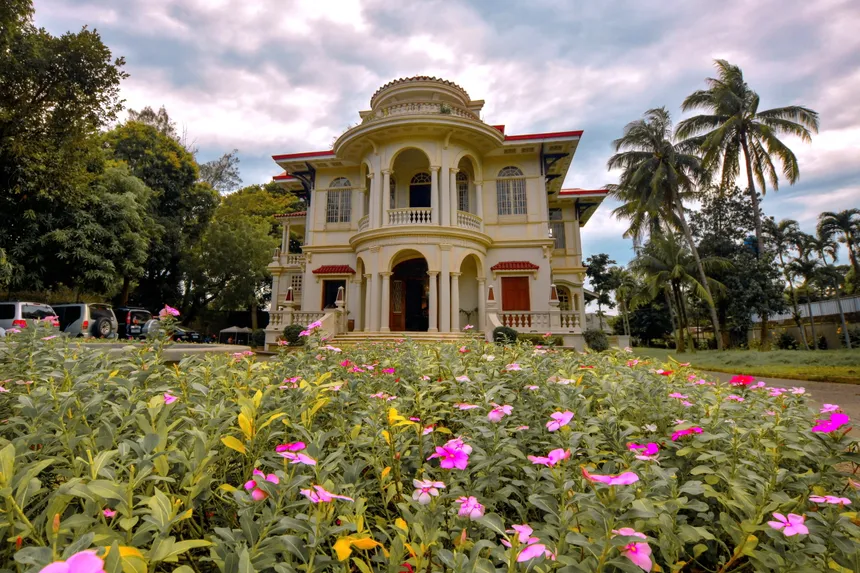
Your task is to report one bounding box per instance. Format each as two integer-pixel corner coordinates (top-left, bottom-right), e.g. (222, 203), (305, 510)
(362, 101), (479, 124)
(387, 207), (432, 226)
(358, 215), (369, 232)
(271, 249), (305, 267)
(456, 210), (481, 231)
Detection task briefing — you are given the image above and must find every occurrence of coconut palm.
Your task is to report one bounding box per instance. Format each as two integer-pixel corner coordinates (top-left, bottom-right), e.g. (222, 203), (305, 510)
(806, 232), (839, 265)
(787, 258), (821, 350)
(676, 60), (819, 256)
(764, 218), (809, 349)
(607, 107), (724, 349)
(817, 264), (851, 349)
(609, 267), (641, 337)
(818, 209), (860, 275)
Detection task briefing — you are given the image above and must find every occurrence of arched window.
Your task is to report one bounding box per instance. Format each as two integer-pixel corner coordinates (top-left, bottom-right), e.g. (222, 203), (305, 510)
(496, 166), (526, 215)
(557, 286), (571, 311)
(411, 172), (431, 184)
(456, 171), (469, 212)
(409, 172), (431, 208)
(390, 176), (397, 209)
(326, 177), (352, 223)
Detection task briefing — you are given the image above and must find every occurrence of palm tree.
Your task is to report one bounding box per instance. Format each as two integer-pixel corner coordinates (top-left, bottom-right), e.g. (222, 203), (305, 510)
(607, 107), (724, 349)
(817, 264), (851, 349)
(818, 209), (860, 275)
(788, 258), (821, 350)
(676, 60), (819, 256)
(764, 218), (809, 349)
(806, 231), (839, 265)
(610, 267), (641, 337)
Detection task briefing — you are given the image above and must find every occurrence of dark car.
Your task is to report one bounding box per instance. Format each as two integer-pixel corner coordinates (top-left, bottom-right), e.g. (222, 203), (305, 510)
(115, 307), (153, 339)
(173, 326), (202, 343)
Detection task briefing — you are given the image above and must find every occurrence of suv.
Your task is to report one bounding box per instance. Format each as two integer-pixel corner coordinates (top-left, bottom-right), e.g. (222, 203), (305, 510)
(115, 307), (153, 339)
(53, 303), (118, 338)
(0, 301), (59, 330)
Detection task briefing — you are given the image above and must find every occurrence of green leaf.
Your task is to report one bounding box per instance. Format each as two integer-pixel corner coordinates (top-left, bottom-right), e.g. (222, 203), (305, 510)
(473, 558), (496, 573)
(280, 535), (308, 563)
(477, 513), (506, 537)
(87, 479), (126, 501)
(0, 443), (15, 487)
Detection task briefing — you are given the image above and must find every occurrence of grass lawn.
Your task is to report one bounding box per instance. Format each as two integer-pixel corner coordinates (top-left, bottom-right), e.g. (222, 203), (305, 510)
(632, 347), (860, 384)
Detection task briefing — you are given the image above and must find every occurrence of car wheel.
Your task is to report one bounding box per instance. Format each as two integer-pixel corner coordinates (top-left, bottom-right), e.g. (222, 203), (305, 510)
(95, 317), (113, 338)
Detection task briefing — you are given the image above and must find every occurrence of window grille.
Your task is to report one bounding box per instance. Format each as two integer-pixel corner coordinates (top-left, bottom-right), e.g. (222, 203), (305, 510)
(496, 166), (526, 215)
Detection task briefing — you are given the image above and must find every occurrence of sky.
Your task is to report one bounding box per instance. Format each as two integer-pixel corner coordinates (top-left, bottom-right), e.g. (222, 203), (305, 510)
(36, 0), (860, 271)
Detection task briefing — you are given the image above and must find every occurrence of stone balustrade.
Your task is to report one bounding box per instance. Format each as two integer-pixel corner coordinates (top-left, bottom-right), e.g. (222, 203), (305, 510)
(456, 210), (482, 231)
(358, 215), (369, 232)
(387, 207), (433, 226)
(362, 101), (479, 124)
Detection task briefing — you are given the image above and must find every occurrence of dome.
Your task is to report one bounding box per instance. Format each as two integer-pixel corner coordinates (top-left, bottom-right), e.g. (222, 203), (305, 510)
(369, 76), (472, 111)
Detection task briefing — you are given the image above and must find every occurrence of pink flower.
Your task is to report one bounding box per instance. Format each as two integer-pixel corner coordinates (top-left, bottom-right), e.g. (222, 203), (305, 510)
(275, 442), (306, 452)
(505, 524), (537, 545)
(528, 448), (570, 467)
(463, 324), (474, 330)
(456, 403), (479, 410)
(680, 400), (693, 407)
(669, 393), (688, 399)
(382, 367), (396, 374)
(546, 411), (574, 432)
(159, 305), (180, 318)
(299, 330), (311, 337)
(455, 496), (484, 520)
(306, 320), (322, 330)
(421, 375), (431, 380)
(350, 367), (365, 373)
(322, 345), (342, 352)
(582, 467), (639, 485)
(505, 363), (522, 371)
(299, 484), (353, 503)
(455, 375), (470, 382)
(459, 346), (469, 353)
(422, 425), (434, 435)
(339, 360), (351, 368)
(765, 410), (777, 416)
(41, 335), (58, 340)
(628, 442), (660, 461)
(280, 452), (317, 465)
(244, 469), (279, 501)
(612, 528), (652, 571)
(671, 426), (703, 441)
(515, 425), (529, 431)
(370, 392), (396, 401)
(427, 438), (472, 470)
(0, 386), (8, 393)
(767, 513), (808, 536)
(627, 359), (640, 367)
(103, 508), (116, 518)
(811, 413), (851, 433)
(412, 479), (445, 504)
(488, 404), (513, 422)
(725, 395), (745, 402)
(39, 551), (106, 573)
(809, 495), (851, 505)
(820, 404), (840, 413)
(768, 387), (787, 397)
(163, 393), (178, 405)
(525, 384), (540, 390)
(791, 387), (805, 395)
(729, 375), (755, 386)
(750, 381), (766, 389)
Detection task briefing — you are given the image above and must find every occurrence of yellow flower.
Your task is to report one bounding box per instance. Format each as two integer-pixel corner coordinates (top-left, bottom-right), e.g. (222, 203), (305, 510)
(333, 536), (382, 561)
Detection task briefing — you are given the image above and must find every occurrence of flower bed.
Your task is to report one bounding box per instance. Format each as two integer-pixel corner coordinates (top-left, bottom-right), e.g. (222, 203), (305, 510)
(0, 323), (857, 572)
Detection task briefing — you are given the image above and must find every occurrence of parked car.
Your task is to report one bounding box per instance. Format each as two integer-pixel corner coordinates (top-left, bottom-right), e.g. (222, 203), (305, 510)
(115, 307), (153, 339)
(53, 303), (118, 338)
(0, 301), (59, 330)
(173, 326), (202, 343)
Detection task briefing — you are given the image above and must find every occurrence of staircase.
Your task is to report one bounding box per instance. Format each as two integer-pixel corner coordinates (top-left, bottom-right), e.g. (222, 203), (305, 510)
(328, 331), (483, 346)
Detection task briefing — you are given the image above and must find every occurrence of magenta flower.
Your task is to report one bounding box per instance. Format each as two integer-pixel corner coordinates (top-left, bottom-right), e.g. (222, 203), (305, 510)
(244, 469), (279, 501)
(427, 438), (472, 470)
(488, 404), (513, 422)
(276, 442), (306, 452)
(370, 392), (396, 401)
(671, 426), (703, 441)
(528, 448), (570, 467)
(767, 513), (808, 536)
(306, 320), (322, 330)
(628, 442), (660, 461)
(612, 528), (652, 571)
(103, 508), (116, 518)
(412, 479), (445, 505)
(163, 393), (178, 405)
(459, 346), (469, 353)
(627, 359), (640, 367)
(382, 367), (396, 374)
(279, 452), (317, 466)
(159, 305), (180, 318)
(455, 375), (470, 382)
(456, 403), (479, 410)
(809, 495), (851, 505)
(39, 551), (106, 573)
(811, 413), (850, 433)
(515, 425), (529, 431)
(455, 496), (484, 520)
(668, 392), (688, 399)
(582, 467), (639, 485)
(729, 375), (755, 386)
(504, 363), (522, 371)
(725, 395), (745, 402)
(299, 484), (353, 503)
(299, 330), (311, 337)
(502, 524), (538, 546)
(546, 411), (574, 432)
(464, 324), (474, 330)
(820, 404), (840, 413)
(339, 360), (351, 368)
(517, 543), (549, 562)
(791, 387), (805, 395)
(422, 425), (434, 435)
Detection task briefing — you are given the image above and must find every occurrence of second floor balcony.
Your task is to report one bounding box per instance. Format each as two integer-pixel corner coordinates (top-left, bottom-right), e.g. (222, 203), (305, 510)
(355, 208), (483, 233)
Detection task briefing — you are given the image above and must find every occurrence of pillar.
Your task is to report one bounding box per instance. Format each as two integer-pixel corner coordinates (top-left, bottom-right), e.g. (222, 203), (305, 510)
(449, 168), (459, 227)
(281, 222), (289, 252)
(304, 192), (315, 246)
(379, 272), (392, 332)
(366, 172), (376, 229)
(356, 186), (365, 225)
(450, 271), (461, 331)
(427, 271), (439, 332)
(577, 291), (587, 333)
(430, 166), (440, 225)
(271, 274), (282, 309)
(549, 284), (561, 331)
(363, 274), (372, 331)
(370, 272), (381, 331)
(475, 181), (484, 230)
(350, 277), (362, 333)
(439, 247), (451, 332)
(477, 278), (486, 332)
(380, 170), (390, 228)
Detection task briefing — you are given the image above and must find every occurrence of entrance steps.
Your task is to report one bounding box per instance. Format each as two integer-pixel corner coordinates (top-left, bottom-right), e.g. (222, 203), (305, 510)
(329, 331), (483, 346)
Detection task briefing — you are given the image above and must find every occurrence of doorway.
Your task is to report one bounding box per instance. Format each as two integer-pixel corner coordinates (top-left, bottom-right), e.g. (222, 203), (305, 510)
(390, 258), (429, 331)
(409, 172), (431, 208)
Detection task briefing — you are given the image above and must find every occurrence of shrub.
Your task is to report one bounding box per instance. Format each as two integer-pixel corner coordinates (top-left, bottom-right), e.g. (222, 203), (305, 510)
(517, 333), (564, 346)
(843, 326), (860, 348)
(0, 321), (856, 571)
(251, 328), (266, 347)
(775, 331), (799, 350)
(492, 325), (518, 344)
(282, 323), (306, 346)
(583, 328), (609, 351)
(817, 335), (828, 350)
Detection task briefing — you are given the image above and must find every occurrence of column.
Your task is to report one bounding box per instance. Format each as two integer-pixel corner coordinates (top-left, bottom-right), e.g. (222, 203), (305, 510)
(379, 271), (392, 332)
(439, 248), (451, 332)
(577, 291), (586, 333)
(304, 192), (315, 246)
(475, 181), (484, 231)
(449, 168), (459, 228)
(370, 272), (381, 331)
(427, 271), (439, 332)
(271, 274), (282, 309)
(450, 272), (461, 331)
(363, 274), (372, 331)
(477, 278), (486, 332)
(281, 222), (288, 252)
(430, 166), (440, 225)
(380, 170), (390, 228)
(355, 187), (364, 224)
(350, 278), (362, 333)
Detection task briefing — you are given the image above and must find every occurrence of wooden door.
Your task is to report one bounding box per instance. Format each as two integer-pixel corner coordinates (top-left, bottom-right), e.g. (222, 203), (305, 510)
(390, 279), (405, 331)
(501, 277), (530, 311)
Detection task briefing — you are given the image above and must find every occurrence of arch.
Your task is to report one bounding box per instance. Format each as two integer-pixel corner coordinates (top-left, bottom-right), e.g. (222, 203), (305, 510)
(387, 145), (433, 172)
(388, 251), (430, 332)
(496, 165), (526, 215)
(387, 247), (433, 272)
(453, 151), (482, 181)
(455, 251), (484, 277)
(330, 176), (351, 188)
(552, 280), (580, 311)
(410, 172), (432, 184)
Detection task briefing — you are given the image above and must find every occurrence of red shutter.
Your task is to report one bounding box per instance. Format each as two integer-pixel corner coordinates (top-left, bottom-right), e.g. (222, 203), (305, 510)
(501, 277), (530, 311)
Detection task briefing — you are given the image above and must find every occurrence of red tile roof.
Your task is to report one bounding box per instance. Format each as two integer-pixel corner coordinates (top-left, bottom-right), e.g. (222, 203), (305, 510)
(312, 265), (356, 275)
(273, 171), (296, 181)
(274, 211), (307, 219)
(492, 124), (505, 134)
(504, 130), (583, 142)
(273, 150), (335, 161)
(558, 188), (609, 196)
(490, 261), (540, 271)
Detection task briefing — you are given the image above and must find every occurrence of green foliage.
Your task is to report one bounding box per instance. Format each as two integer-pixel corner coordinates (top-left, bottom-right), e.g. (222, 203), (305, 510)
(492, 325), (518, 344)
(583, 328), (609, 351)
(775, 332), (799, 350)
(282, 324), (306, 346)
(2, 325), (856, 571)
(199, 149), (243, 194)
(251, 328), (266, 348)
(516, 334), (563, 347)
(585, 253), (618, 329)
(614, 299), (673, 345)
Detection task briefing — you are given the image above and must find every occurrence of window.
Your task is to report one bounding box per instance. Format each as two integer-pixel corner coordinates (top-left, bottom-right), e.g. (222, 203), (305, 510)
(326, 177), (352, 223)
(457, 171), (469, 212)
(501, 277), (530, 311)
(291, 274), (303, 294)
(390, 176), (396, 209)
(410, 172), (431, 208)
(557, 286), (571, 311)
(0, 304), (13, 320)
(496, 166), (526, 215)
(322, 280), (346, 310)
(549, 208), (566, 249)
(22, 304), (55, 319)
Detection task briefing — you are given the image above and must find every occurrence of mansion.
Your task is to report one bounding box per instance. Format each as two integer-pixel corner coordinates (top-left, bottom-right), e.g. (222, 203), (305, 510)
(265, 76), (609, 347)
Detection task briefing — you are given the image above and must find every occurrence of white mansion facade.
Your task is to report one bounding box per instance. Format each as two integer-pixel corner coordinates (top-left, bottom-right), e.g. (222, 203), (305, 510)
(265, 76), (608, 346)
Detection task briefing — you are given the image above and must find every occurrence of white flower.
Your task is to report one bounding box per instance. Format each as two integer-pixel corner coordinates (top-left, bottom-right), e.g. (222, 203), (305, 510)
(412, 479), (445, 505)
(483, 354), (495, 362)
(455, 375), (470, 383)
(643, 424), (658, 432)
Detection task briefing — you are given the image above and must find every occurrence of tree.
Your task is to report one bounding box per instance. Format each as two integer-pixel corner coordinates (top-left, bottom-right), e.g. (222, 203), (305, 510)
(200, 150), (243, 194)
(818, 209), (860, 276)
(607, 107), (724, 349)
(817, 264), (851, 349)
(127, 106), (179, 141)
(788, 258), (821, 350)
(609, 267), (641, 337)
(613, 299), (673, 346)
(585, 254), (618, 330)
(764, 218), (810, 349)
